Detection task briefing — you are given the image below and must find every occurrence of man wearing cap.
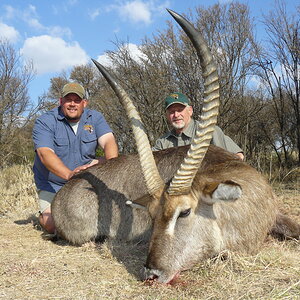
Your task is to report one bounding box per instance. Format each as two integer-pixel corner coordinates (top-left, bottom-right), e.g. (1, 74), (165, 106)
(153, 92), (244, 160)
(32, 82), (118, 233)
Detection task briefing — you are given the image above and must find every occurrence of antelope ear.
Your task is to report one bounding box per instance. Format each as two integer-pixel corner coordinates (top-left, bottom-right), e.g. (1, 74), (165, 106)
(201, 180), (242, 205)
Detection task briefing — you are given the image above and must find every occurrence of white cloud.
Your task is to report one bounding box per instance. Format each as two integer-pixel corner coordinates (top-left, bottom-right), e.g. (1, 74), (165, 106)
(94, 1), (169, 25)
(26, 17), (44, 30)
(68, 0), (78, 6)
(22, 5), (72, 39)
(20, 35), (89, 74)
(96, 43), (146, 67)
(107, 0), (151, 25)
(97, 53), (114, 68)
(3, 4), (71, 39)
(121, 1), (151, 24)
(0, 23), (20, 43)
(22, 4), (44, 30)
(3, 5), (16, 19)
(126, 43), (147, 61)
(150, 0), (170, 15)
(47, 26), (72, 39)
(88, 8), (100, 20)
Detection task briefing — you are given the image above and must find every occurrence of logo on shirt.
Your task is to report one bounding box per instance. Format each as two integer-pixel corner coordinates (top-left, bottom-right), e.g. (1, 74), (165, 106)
(84, 124), (94, 133)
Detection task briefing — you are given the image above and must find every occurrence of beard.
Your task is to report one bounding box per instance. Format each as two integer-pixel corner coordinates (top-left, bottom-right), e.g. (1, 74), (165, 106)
(171, 119), (185, 130)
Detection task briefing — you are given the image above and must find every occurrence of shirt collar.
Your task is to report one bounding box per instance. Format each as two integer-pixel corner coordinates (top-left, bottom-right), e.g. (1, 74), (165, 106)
(57, 106), (65, 121)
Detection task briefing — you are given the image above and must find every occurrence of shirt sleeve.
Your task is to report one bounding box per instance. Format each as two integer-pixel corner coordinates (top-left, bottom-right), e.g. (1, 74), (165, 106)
(32, 115), (55, 150)
(224, 135), (243, 154)
(212, 126), (243, 154)
(92, 111), (113, 138)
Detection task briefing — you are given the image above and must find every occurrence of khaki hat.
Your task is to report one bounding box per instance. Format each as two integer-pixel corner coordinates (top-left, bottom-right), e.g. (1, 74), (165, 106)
(62, 83), (85, 99)
(164, 92), (190, 109)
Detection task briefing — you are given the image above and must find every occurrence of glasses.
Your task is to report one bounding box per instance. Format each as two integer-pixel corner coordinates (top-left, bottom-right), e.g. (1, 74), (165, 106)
(63, 97), (83, 104)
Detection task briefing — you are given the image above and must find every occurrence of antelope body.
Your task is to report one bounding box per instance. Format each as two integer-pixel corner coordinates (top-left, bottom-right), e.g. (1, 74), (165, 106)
(52, 144), (278, 283)
(51, 10), (298, 283)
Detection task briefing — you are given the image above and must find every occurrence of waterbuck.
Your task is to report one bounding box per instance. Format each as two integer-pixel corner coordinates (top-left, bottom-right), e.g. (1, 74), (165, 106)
(51, 9), (299, 283)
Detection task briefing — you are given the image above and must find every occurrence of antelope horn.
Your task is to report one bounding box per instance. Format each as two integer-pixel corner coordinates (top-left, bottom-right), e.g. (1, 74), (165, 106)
(166, 9), (220, 195)
(91, 59), (165, 196)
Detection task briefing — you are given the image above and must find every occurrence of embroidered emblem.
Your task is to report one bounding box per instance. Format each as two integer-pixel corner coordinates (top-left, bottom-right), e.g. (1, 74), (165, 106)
(84, 124), (94, 133)
(170, 93), (179, 99)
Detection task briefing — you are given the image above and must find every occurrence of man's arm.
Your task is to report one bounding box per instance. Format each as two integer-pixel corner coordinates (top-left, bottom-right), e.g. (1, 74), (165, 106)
(212, 126), (244, 160)
(98, 132), (118, 160)
(223, 135), (244, 160)
(36, 147), (88, 180)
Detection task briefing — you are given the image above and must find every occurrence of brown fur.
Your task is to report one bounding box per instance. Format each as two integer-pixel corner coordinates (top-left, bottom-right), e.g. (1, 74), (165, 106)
(270, 213), (300, 240)
(144, 156), (278, 282)
(52, 145), (299, 283)
(52, 145), (237, 244)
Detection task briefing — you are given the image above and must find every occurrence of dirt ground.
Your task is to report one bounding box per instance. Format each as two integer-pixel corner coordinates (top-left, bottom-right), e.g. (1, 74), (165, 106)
(0, 165), (299, 299)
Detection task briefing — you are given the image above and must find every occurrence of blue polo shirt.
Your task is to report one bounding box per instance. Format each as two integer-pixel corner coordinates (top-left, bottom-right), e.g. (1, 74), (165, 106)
(32, 107), (113, 193)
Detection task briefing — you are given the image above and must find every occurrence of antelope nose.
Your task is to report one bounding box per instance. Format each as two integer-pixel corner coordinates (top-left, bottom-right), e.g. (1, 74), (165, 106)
(141, 266), (159, 281)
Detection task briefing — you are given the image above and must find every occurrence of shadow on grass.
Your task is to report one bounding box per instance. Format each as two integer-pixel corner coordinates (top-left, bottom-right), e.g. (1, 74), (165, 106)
(13, 214), (66, 244)
(104, 238), (149, 281)
(14, 214), (38, 226)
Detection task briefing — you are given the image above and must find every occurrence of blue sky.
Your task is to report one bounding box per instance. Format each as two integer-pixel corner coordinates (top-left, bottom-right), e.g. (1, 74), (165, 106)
(0, 0), (298, 104)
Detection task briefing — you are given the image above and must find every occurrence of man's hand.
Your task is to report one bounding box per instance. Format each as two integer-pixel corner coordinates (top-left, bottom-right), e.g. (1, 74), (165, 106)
(70, 158), (107, 178)
(236, 152), (244, 160)
(71, 164), (92, 177)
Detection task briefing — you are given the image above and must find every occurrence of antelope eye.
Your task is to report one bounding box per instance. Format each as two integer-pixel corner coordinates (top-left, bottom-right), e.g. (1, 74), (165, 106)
(179, 208), (191, 218)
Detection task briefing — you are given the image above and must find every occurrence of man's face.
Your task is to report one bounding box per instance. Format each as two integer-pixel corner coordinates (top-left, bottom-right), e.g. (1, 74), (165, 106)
(166, 103), (193, 131)
(60, 93), (87, 122)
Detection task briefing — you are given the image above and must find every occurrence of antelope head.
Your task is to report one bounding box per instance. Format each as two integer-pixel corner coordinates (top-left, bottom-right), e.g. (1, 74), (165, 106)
(93, 9), (242, 284)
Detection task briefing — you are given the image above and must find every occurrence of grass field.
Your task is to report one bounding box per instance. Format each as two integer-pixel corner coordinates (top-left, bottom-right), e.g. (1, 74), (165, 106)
(0, 165), (299, 299)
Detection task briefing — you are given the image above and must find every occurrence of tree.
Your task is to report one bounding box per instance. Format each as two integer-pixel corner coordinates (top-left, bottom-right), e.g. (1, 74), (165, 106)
(46, 2), (300, 170)
(45, 2), (258, 156)
(253, 0), (300, 166)
(0, 39), (36, 165)
(194, 2), (257, 129)
(93, 3), (257, 153)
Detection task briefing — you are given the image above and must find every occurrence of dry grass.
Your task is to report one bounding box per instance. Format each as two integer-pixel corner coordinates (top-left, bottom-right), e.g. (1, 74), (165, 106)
(0, 164), (38, 218)
(0, 165), (299, 299)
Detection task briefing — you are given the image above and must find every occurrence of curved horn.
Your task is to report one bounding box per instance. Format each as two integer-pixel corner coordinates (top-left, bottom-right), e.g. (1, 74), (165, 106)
(91, 59), (164, 195)
(166, 9), (220, 195)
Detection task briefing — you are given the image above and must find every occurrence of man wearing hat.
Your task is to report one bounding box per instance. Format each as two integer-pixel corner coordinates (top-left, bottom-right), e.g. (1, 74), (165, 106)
(32, 82), (118, 233)
(153, 92), (244, 160)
